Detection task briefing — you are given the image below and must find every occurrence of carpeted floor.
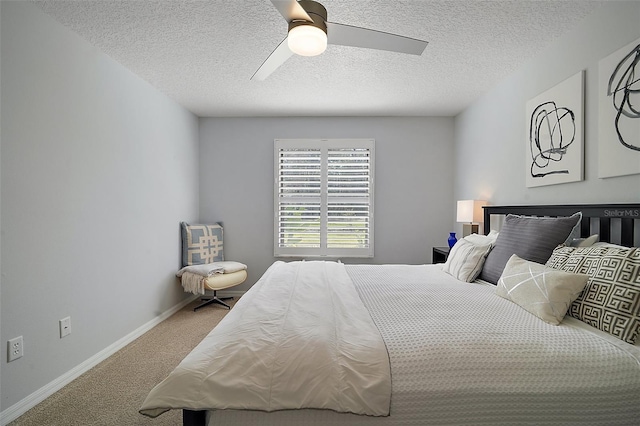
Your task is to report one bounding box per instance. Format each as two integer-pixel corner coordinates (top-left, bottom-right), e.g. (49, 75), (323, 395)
(9, 298), (236, 426)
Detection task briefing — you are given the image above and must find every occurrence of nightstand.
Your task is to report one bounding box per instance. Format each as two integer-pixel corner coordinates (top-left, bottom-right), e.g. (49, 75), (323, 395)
(432, 246), (450, 264)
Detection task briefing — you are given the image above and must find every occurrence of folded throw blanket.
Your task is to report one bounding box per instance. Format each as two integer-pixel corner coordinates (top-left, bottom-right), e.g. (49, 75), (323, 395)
(177, 261), (247, 295)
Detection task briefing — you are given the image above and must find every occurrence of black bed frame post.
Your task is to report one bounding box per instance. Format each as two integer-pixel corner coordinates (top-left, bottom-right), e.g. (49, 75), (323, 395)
(483, 206), (490, 235)
(183, 409), (207, 426)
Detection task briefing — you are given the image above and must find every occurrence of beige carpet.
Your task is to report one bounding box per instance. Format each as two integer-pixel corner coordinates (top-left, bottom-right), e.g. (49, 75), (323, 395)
(10, 298), (236, 426)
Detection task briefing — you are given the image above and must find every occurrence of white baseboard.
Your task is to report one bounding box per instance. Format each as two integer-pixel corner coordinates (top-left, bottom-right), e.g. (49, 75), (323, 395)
(0, 295), (198, 425)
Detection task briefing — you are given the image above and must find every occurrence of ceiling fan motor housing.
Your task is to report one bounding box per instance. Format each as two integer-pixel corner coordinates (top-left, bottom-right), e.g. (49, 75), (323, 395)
(288, 0), (327, 35)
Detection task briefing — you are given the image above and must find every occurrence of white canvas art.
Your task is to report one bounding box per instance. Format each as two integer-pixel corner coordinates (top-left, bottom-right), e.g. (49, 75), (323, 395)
(526, 71), (584, 188)
(598, 37), (640, 178)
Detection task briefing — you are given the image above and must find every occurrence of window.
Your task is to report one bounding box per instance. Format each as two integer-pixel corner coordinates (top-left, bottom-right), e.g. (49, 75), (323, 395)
(275, 139), (374, 258)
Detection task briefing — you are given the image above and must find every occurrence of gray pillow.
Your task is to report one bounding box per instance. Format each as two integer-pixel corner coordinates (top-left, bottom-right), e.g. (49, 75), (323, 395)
(479, 213), (581, 284)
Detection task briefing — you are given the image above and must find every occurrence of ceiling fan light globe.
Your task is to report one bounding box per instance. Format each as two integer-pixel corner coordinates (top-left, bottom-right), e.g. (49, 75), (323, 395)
(288, 25), (327, 57)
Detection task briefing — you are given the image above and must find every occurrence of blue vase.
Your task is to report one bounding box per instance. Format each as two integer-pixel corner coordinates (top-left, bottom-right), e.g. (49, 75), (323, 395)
(447, 232), (457, 249)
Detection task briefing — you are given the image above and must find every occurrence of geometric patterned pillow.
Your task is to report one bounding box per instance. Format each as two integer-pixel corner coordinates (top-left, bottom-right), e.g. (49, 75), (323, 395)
(545, 245), (605, 275)
(180, 222), (224, 267)
(547, 245), (640, 343)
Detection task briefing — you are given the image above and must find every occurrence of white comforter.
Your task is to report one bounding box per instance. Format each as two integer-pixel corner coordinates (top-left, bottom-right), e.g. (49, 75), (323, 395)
(140, 261), (391, 418)
(207, 264), (640, 426)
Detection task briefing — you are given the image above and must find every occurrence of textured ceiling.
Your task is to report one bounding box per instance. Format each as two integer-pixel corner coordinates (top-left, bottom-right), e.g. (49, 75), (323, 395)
(34, 0), (603, 117)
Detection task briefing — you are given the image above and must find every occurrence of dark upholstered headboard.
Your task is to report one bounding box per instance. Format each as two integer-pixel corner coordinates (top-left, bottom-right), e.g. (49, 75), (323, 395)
(483, 204), (640, 247)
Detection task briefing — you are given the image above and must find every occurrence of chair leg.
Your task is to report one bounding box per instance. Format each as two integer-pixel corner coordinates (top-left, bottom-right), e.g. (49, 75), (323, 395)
(193, 291), (234, 311)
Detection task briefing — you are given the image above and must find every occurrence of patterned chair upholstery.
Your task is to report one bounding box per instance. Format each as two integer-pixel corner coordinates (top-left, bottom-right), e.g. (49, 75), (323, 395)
(180, 222), (247, 311)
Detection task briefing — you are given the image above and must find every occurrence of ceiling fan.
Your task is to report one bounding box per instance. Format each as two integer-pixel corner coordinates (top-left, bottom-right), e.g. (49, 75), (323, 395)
(252, 0), (429, 80)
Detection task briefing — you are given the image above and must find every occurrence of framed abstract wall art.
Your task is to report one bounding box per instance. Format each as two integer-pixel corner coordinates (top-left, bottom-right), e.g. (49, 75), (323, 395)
(526, 71), (584, 188)
(598, 37), (640, 178)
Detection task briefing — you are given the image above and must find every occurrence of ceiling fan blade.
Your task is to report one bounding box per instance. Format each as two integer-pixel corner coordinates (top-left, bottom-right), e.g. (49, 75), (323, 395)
(270, 0), (312, 22)
(251, 36), (294, 81)
(327, 22), (428, 55)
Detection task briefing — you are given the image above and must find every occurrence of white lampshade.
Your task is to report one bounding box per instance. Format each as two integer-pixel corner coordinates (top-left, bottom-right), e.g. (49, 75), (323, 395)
(457, 200), (487, 237)
(288, 25), (327, 57)
(457, 200), (488, 223)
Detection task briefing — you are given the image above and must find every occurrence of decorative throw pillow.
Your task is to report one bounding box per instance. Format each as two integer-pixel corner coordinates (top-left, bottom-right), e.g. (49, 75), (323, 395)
(547, 245), (640, 343)
(496, 255), (589, 325)
(180, 222), (224, 267)
(479, 212), (582, 284)
(463, 230), (499, 246)
(442, 239), (493, 282)
(546, 245), (604, 275)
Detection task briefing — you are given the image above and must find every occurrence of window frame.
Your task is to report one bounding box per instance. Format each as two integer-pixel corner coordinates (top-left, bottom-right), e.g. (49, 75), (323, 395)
(274, 138), (375, 258)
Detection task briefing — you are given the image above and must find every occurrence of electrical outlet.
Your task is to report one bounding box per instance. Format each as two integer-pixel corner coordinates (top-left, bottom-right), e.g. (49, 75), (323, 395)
(60, 316), (71, 338)
(8, 336), (23, 362)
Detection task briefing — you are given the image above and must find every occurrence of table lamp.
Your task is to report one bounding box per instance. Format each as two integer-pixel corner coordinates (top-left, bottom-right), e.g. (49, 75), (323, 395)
(457, 200), (488, 237)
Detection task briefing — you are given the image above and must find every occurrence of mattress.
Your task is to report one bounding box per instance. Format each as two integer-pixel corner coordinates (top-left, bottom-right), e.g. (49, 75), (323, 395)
(207, 263), (640, 425)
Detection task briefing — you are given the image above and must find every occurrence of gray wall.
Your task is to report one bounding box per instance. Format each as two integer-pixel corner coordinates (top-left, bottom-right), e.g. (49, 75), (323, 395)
(199, 117), (455, 289)
(1, 2), (199, 411)
(454, 1), (640, 225)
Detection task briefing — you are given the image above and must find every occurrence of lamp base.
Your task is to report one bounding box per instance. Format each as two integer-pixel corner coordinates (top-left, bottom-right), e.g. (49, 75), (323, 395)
(462, 223), (479, 237)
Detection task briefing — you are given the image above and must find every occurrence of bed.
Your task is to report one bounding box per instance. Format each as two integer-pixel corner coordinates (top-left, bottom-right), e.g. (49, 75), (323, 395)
(140, 203), (640, 426)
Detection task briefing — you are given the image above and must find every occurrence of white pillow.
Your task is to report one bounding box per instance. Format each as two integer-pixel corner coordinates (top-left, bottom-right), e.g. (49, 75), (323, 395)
(496, 254), (589, 325)
(563, 211), (583, 245)
(464, 230), (499, 246)
(569, 234), (599, 247)
(442, 239), (493, 282)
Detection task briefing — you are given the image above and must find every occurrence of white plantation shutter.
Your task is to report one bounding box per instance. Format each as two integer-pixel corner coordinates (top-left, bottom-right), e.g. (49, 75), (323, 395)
(275, 139), (374, 257)
(327, 148), (371, 250)
(276, 148), (322, 250)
